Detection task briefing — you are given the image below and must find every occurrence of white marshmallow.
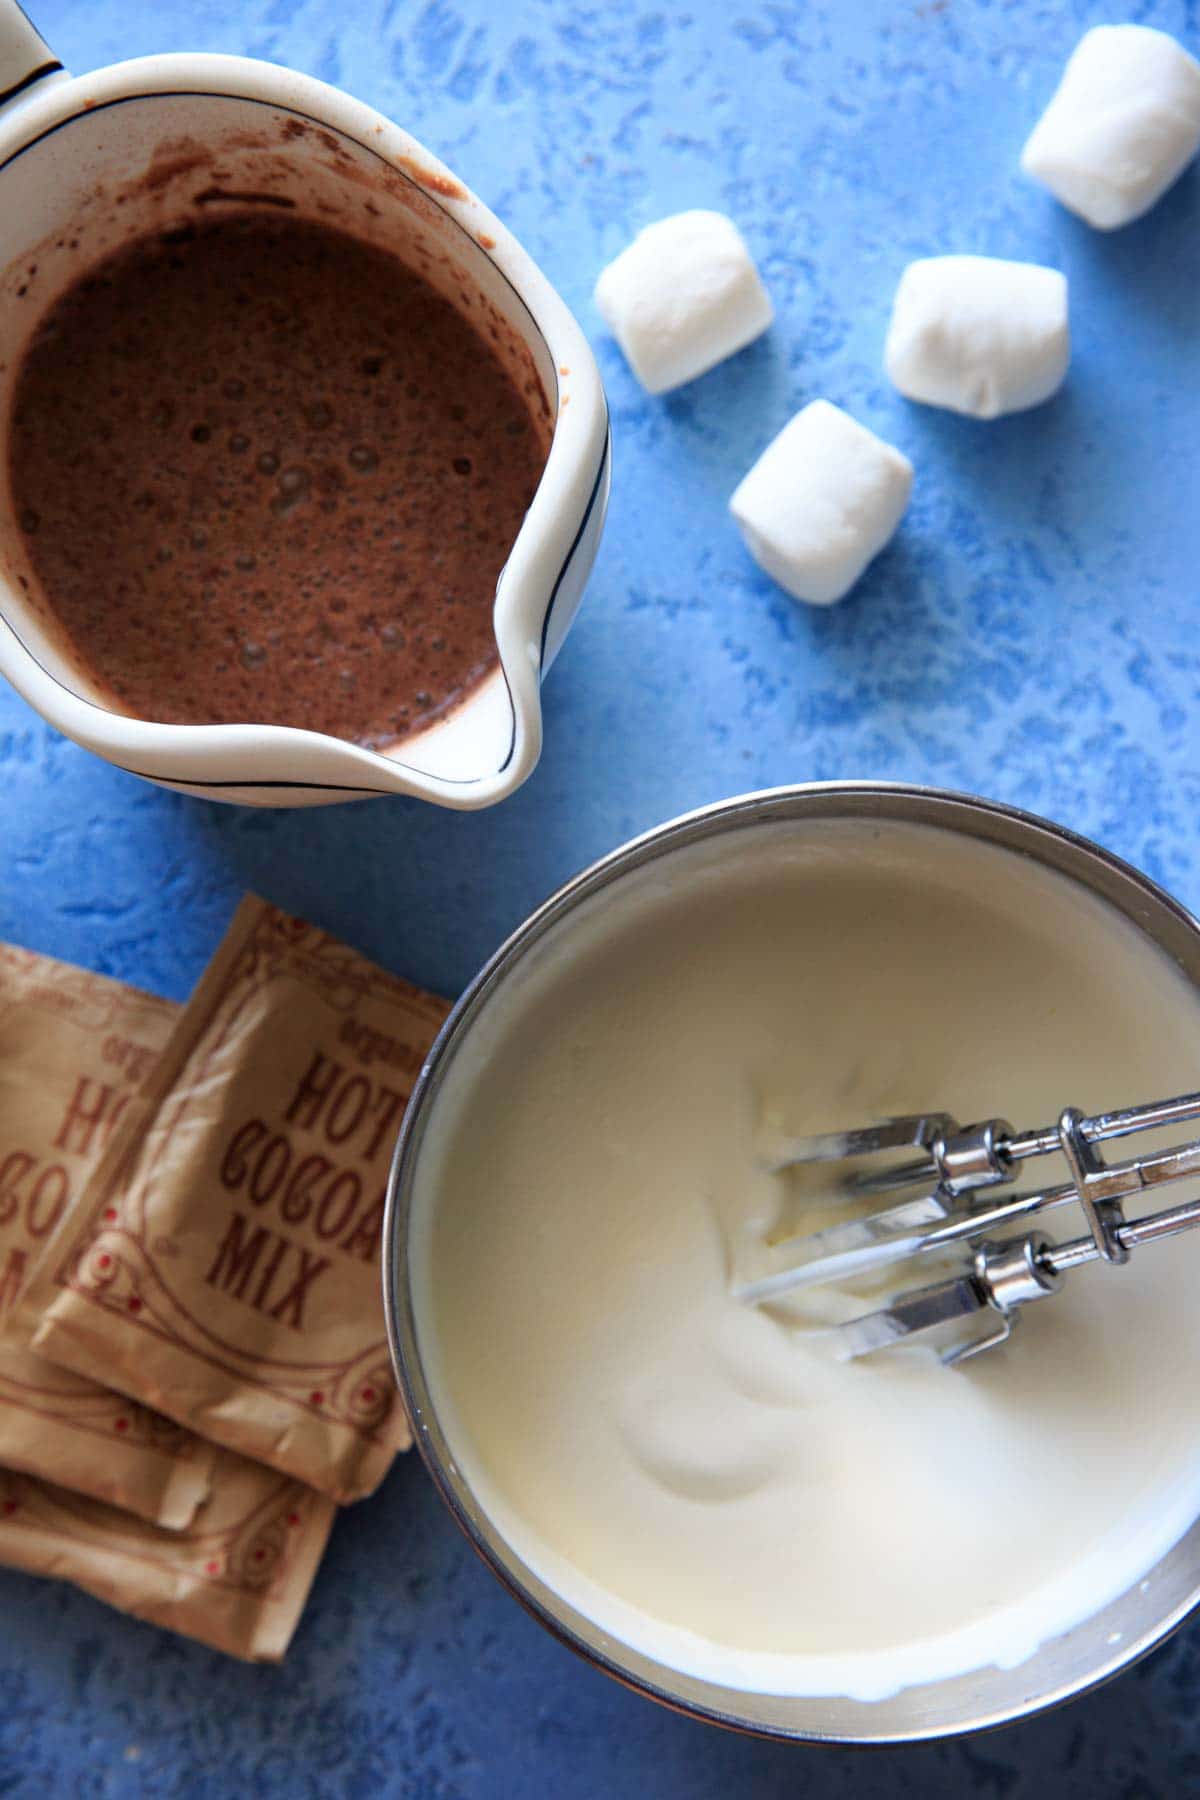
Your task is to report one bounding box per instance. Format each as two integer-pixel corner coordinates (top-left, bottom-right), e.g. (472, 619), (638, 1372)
(594, 210), (773, 395)
(729, 401), (913, 607)
(1021, 25), (1200, 229)
(884, 255), (1069, 420)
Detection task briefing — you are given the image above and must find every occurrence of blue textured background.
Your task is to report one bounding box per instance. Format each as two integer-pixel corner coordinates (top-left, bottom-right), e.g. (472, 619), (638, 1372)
(2, 0), (1200, 1792)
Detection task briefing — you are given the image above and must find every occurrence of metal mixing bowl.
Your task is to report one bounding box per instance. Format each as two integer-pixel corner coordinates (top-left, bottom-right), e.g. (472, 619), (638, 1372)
(383, 783), (1200, 1743)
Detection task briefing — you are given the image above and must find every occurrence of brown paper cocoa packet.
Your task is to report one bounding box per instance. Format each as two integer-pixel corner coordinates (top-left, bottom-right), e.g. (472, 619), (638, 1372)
(20, 897), (451, 1503)
(0, 945), (220, 1529)
(0, 1450), (335, 1661)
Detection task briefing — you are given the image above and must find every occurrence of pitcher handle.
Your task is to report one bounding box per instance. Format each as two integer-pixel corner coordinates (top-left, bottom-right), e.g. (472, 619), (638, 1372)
(0, 1), (62, 113)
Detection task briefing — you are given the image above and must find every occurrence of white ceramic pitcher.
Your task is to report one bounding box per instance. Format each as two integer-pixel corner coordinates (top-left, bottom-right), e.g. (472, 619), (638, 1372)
(0, 4), (610, 807)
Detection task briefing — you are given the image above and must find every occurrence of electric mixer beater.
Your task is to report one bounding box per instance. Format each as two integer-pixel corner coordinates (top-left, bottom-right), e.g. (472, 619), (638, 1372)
(739, 1091), (1200, 1364)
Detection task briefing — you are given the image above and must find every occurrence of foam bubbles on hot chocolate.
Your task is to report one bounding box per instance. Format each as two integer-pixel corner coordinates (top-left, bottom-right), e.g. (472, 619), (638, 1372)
(9, 213), (551, 747)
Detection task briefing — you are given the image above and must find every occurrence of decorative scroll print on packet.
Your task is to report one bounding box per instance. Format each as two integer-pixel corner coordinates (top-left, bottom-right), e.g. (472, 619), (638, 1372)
(22, 900), (451, 1502)
(0, 1449), (333, 1661)
(0, 946), (218, 1528)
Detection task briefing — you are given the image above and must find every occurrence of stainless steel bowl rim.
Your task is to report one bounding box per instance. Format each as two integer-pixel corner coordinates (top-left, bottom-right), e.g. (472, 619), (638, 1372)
(383, 781), (1200, 1745)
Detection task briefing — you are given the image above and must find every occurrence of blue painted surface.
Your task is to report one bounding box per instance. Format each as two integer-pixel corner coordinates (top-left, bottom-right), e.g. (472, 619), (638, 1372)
(1, 0), (1199, 1791)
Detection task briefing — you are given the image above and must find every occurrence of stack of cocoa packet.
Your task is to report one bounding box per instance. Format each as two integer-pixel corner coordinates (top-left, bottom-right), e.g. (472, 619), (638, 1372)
(0, 899), (449, 1660)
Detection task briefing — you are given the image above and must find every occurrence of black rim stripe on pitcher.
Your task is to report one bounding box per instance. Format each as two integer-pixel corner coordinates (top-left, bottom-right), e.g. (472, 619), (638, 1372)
(537, 425), (610, 673)
(0, 60), (62, 110)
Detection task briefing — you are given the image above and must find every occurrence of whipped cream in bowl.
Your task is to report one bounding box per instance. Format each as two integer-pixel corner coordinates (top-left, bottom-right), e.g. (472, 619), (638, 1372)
(384, 785), (1200, 1742)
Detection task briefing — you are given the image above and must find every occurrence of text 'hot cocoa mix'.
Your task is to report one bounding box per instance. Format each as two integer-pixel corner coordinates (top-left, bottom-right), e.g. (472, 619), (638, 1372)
(22, 898), (451, 1502)
(8, 212), (552, 749)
